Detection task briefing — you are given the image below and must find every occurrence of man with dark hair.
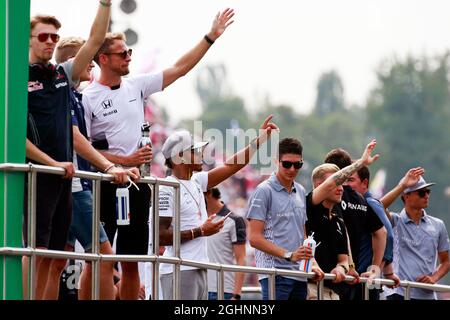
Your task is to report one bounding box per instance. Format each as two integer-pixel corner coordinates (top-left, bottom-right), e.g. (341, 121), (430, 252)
(25, 1), (112, 299)
(324, 148), (386, 300)
(82, 8), (234, 300)
(346, 166), (401, 292)
(247, 138), (325, 300)
(204, 187), (247, 300)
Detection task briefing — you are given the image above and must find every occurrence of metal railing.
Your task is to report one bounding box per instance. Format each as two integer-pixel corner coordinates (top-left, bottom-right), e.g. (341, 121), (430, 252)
(1, 162), (450, 301)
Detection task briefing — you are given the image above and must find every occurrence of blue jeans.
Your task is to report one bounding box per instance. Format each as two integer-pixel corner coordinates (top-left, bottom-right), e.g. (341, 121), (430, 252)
(260, 276), (307, 300)
(208, 292), (234, 300)
(67, 190), (109, 251)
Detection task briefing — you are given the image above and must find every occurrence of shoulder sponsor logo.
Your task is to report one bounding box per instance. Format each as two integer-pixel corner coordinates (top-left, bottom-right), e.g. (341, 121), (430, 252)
(55, 81), (68, 89)
(28, 81), (44, 92)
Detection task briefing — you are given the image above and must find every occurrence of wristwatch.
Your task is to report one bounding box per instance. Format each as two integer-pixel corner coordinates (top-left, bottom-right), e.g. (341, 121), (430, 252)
(283, 251), (293, 262)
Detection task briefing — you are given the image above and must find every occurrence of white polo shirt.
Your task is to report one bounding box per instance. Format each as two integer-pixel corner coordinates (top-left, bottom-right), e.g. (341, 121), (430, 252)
(82, 73), (163, 157)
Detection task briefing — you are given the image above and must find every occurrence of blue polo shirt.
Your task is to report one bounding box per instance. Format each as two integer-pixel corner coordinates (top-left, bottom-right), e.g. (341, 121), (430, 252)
(388, 209), (450, 300)
(246, 174), (307, 281)
(357, 192), (395, 273)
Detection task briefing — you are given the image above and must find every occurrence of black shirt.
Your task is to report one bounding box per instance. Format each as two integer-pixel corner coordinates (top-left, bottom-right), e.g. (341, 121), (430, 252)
(339, 186), (384, 269)
(305, 192), (348, 277)
(27, 63), (73, 163)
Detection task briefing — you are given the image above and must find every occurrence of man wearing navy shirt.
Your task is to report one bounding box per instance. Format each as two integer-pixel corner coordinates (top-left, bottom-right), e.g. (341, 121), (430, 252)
(24, 1), (112, 299)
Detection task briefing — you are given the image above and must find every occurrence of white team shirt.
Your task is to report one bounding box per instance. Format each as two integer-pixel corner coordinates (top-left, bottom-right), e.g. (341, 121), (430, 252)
(158, 172), (209, 275)
(82, 73), (163, 157)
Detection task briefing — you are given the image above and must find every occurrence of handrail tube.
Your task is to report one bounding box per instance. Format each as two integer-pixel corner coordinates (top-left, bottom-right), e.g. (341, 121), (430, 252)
(217, 269), (225, 300)
(2, 162), (450, 299)
(0, 163), (180, 187)
(173, 186), (181, 300)
(151, 183), (160, 300)
(26, 170), (37, 301)
(91, 180), (101, 300)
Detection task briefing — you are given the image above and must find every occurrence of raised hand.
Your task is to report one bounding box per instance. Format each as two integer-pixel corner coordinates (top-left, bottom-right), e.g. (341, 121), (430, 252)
(399, 167), (425, 189)
(208, 8), (235, 41)
(257, 114), (279, 145)
(361, 139), (380, 166)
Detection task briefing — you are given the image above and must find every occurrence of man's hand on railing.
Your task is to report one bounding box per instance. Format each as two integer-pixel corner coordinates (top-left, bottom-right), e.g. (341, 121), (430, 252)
(331, 266), (347, 283)
(384, 273), (401, 288)
(347, 268), (360, 285)
(107, 166), (140, 185)
(311, 265), (325, 282)
(200, 214), (224, 236)
(55, 161), (75, 179)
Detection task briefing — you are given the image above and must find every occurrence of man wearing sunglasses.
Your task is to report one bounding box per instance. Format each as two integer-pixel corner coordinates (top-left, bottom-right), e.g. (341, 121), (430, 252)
(25, 1), (112, 300)
(157, 115), (277, 300)
(247, 138), (325, 300)
(379, 173), (450, 300)
(81, 9), (234, 300)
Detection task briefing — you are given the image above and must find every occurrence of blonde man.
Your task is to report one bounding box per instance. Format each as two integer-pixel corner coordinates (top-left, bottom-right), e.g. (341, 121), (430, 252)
(54, 37), (139, 300)
(305, 140), (380, 300)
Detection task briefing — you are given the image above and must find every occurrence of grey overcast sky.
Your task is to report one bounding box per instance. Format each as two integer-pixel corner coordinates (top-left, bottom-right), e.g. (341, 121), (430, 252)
(31, 0), (450, 124)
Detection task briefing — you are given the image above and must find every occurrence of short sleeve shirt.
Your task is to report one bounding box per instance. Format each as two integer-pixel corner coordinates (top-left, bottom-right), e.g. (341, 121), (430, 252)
(158, 172), (209, 275)
(246, 174), (307, 281)
(82, 73), (163, 157)
(207, 205), (247, 293)
(389, 209), (450, 299)
(305, 192), (348, 275)
(339, 186), (384, 269)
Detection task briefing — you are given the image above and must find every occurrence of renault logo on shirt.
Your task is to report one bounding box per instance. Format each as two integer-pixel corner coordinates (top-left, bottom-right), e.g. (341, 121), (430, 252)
(102, 99), (114, 110)
(341, 201), (367, 212)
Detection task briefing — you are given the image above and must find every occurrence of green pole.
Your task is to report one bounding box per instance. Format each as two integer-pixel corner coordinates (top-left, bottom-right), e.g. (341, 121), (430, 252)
(0, 0), (30, 300)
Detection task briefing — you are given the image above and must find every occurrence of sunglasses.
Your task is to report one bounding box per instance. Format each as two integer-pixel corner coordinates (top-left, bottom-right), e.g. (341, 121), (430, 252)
(104, 48), (133, 59)
(415, 189), (431, 198)
(281, 160), (303, 170)
(31, 33), (60, 43)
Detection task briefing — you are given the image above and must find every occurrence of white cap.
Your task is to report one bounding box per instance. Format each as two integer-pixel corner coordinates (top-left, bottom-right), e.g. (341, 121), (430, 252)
(161, 130), (209, 160)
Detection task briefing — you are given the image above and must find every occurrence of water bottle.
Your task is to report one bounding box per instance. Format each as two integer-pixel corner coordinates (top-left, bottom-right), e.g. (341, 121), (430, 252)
(138, 122), (152, 177)
(299, 234), (317, 273)
(116, 187), (130, 226)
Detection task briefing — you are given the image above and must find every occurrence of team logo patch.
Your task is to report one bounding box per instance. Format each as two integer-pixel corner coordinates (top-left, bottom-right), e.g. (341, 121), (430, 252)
(28, 81), (44, 92)
(102, 99), (114, 110)
(341, 201), (347, 210)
